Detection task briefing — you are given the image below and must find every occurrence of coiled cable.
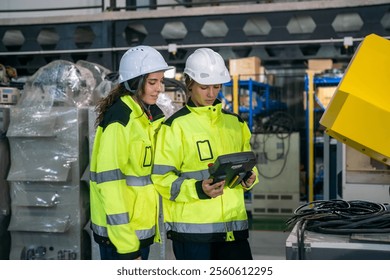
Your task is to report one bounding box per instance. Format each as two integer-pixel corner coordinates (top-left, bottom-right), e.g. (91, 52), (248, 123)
(286, 199), (390, 234)
(286, 199), (390, 259)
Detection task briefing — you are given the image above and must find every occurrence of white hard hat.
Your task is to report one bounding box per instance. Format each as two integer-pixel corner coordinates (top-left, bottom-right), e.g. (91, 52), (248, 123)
(184, 48), (231, 85)
(118, 45), (173, 84)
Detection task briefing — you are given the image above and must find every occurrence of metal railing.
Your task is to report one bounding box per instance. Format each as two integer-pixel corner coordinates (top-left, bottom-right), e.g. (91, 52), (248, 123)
(0, 2), (105, 13)
(0, 0), (317, 14)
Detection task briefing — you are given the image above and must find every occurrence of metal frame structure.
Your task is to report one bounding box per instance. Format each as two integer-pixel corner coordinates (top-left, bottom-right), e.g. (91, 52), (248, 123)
(0, 1), (389, 75)
(304, 72), (342, 202)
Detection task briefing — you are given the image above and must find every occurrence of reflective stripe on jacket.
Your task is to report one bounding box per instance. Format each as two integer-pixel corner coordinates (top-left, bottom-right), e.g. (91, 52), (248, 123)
(90, 95), (163, 255)
(152, 98), (259, 243)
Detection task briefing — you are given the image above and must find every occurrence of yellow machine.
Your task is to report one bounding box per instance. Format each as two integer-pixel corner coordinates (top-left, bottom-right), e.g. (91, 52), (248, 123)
(320, 33), (390, 166)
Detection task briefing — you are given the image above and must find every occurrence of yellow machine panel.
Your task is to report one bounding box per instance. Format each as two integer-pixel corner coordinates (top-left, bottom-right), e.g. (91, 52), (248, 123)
(320, 34), (390, 165)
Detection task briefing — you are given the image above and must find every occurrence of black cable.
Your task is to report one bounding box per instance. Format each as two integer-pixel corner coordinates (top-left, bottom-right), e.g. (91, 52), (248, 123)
(255, 133), (291, 179)
(296, 219), (308, 260)
(286, 199), (390, 259)
(254, 111), (296, 135)
(286, 199), (390, 235)
(251, 111), (296, 179)
(164, 77), (186, 93)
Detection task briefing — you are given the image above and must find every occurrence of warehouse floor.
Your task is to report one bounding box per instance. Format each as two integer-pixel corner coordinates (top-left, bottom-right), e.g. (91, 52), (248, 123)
(149, 215), (292, 260)
(249, 216), (292, 260)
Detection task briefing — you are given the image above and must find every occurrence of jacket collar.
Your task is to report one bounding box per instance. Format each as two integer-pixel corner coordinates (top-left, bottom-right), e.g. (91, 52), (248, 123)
(187, 98), (222, 107)
(121, 95), (163, 122)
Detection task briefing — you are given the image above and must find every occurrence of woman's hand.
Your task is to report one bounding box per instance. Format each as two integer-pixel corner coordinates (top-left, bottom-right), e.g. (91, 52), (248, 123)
(202, 178), (225, 198)
(241, 171), (256, 189)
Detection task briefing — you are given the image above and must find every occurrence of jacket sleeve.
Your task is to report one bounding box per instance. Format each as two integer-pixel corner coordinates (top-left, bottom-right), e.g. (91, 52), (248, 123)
(152, 122), (203, 203)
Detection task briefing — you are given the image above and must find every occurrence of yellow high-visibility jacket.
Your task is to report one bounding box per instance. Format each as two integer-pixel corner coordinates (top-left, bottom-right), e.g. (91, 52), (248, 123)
(152, 98), (259, 243)
(90, 95), (163, 256)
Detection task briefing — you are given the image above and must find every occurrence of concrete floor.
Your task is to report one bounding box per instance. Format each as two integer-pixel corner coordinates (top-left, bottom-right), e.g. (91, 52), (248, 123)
(149, 216), (292, 260)
(147, 217), (390, 260)
(250, 230), (290, 260)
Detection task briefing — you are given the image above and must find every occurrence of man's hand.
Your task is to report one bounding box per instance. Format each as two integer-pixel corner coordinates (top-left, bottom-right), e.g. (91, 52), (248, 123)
(241, 171), (256, 189)
(202, 178), (225, 198)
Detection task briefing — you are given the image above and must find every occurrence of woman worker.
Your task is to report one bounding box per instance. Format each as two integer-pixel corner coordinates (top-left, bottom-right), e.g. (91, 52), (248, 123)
(152, 48), (258, 260)
(89, 45), (172, 260)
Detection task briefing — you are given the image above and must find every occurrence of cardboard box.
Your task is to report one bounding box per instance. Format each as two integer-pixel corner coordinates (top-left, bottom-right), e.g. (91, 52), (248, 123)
(239, 91), (257, 108)
(316, 86), (337, 109)
(332, 62), (346, 70)
(266, 74), (275, 85)
(257, 66), (275, 85)
(229, 56), (261, 81)
(307, 59), (333, 71)
(258, 66), (266, 83)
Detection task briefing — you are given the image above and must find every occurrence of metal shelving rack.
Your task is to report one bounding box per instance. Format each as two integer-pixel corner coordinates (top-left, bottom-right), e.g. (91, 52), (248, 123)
(222, 78), (286, 132)
(304, 71), (342, 202)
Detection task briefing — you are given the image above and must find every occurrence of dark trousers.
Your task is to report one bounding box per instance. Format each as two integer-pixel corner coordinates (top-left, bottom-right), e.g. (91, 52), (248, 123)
(172, 239), (253, 260)
(99, 243), (150, 260)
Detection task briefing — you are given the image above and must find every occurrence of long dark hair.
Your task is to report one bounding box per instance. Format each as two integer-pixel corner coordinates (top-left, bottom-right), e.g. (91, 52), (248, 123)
(184, 74), (195, 103)
(94, 75), (146, 128)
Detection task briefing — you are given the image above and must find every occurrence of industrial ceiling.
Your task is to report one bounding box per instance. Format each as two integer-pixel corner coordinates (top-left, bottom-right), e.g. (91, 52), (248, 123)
(0, 0), (389, 75)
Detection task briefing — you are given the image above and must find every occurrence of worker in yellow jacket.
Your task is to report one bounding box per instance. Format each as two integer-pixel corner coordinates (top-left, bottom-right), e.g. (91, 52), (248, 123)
(90, 46), (172, 260)
(152, 48), (259, 260)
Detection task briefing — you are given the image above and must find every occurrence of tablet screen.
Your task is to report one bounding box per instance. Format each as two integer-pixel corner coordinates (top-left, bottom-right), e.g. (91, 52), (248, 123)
(208, 151), (257, 188)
